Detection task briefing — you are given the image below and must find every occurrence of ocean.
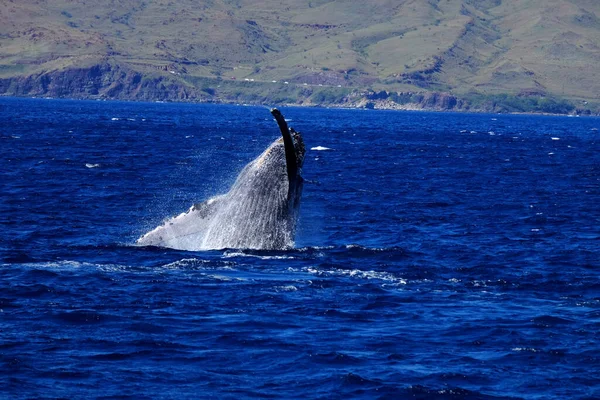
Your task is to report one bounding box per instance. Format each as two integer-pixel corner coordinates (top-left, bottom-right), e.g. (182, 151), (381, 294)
(1, 97), (599, 399)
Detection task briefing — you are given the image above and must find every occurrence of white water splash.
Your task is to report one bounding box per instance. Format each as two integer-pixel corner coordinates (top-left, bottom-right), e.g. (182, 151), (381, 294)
(304, 266), (407, 285)
(138, 136), (303, 251)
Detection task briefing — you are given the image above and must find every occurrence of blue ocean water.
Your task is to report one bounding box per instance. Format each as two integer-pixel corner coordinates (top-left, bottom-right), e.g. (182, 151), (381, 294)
(1, 97), (599, 399)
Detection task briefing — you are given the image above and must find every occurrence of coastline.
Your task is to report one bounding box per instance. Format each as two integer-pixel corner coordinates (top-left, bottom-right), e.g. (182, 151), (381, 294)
(1, 63), (597, 117)
(2, 93), (598, 119)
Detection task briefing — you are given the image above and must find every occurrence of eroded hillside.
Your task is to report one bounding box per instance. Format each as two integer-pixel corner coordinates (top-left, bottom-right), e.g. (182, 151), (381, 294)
(1, 0), (598, 110)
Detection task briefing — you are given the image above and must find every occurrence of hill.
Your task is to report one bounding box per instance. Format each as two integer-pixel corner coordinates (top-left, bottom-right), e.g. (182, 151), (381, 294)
(1, 0), (599, 113)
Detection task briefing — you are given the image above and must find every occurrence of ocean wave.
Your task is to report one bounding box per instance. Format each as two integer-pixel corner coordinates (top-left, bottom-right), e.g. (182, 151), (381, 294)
(160, 258), (235, 270)
(222, 250), (297, 260)
(274, 285), (298, 292)
(405, 385), (516, 400)
(52, 309), (110, 324)
(14, 260), (125, 271)
(3, 99), (599, 400)
(304, 266), (407, 285)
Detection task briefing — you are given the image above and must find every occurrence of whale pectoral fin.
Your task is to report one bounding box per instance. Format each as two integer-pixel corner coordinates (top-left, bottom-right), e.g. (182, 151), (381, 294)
(271, 108), (297, 182)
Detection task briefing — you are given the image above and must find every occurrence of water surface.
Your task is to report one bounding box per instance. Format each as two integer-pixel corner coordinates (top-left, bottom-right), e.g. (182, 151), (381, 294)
(1, 98), (599, 399)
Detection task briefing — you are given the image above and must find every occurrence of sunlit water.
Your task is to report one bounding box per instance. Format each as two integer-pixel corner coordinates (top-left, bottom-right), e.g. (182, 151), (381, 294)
(1, 98), (599, 399)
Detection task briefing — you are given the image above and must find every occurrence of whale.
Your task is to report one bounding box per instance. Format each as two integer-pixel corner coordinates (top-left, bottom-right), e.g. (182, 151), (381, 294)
(137, 108), (305, 251)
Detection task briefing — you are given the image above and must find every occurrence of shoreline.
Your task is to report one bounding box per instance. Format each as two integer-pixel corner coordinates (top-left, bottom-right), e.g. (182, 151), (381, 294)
(1, 93), (598, 118)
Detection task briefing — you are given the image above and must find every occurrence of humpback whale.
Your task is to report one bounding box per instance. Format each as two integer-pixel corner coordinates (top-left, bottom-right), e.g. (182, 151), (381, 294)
(137, 109), (305, 251)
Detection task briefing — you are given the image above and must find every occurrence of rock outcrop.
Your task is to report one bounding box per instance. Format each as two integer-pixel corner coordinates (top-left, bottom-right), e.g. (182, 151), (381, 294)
(0, 62), (207, 102)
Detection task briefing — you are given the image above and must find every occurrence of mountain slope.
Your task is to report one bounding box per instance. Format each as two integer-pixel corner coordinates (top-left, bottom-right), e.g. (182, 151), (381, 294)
(1, 0), (598, 109)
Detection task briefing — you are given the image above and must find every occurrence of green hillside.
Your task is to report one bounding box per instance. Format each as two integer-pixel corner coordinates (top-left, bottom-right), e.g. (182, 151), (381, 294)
(1, 0), (599, 113)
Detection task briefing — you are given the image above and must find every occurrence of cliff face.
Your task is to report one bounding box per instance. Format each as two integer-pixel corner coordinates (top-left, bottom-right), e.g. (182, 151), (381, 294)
(0, 63), (207, 102)
(1, 64), (595, 115)
(418, 92), (463, 111)
(350, 90), (593, 114)
(0, 62), (464, 110)
(358, 91), (465, 111)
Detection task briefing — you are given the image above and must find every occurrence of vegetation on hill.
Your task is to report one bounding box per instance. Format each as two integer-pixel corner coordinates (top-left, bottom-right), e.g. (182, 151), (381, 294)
(0, 0), (598, 114)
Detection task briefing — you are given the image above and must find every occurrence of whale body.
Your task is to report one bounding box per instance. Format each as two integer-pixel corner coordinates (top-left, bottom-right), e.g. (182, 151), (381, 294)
(137, 109), (305, 251)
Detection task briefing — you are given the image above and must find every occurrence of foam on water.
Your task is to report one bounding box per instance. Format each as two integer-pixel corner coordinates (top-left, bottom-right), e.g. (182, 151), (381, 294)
(304, 266), (408, 285)
(223, 251), (297, 260)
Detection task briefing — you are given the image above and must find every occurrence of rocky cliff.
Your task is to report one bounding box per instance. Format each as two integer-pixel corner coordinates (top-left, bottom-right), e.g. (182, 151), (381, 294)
(0, 62), (208, 102)
(1, 63), (596, 115)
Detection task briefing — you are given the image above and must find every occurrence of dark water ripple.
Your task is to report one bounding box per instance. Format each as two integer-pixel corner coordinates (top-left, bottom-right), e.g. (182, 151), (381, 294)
(1, 98), (599, 399)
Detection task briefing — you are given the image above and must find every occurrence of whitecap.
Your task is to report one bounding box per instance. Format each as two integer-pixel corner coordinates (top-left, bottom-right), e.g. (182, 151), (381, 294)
(223, 251), (296, 260)
(85, 163), (100, 168)
(304, 266), (407, 285)
(471, 280), (488, 287)
(551, 137), (560, 141)
(512, 347), (539, 353)
(297, 245), (335, 251)
(275, 285), (298, 292)
(204, 274), (241, 281)
(111, 117), (120, 121)
(19, 260), (129, 272)
(22, 260), (87, 269)
(344, 244), (389, 252)
(161, 258), (211, 270)
(311, 146), (332, 151)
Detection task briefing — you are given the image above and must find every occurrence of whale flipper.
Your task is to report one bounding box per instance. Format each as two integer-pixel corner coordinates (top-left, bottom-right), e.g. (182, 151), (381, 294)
(271, 108), (298, 182)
